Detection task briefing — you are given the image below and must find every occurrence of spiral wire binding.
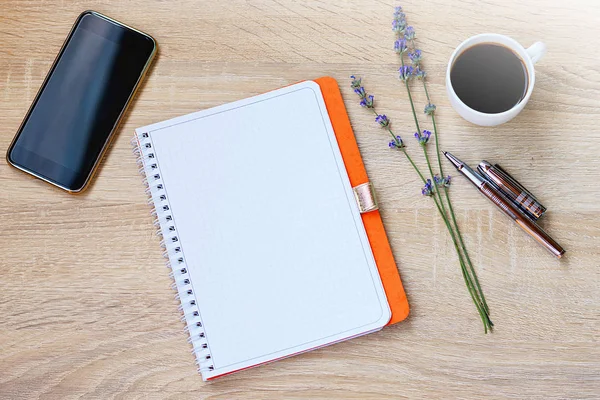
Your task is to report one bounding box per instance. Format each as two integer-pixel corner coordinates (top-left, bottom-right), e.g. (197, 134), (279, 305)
(132, 132), (214, 375)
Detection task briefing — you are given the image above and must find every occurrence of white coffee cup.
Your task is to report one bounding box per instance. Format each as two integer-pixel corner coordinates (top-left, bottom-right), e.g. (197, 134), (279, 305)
(446, 33), (546, 126)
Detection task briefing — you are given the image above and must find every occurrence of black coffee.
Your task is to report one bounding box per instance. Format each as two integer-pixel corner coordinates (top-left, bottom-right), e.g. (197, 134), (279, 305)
(450, 43), (528, 114)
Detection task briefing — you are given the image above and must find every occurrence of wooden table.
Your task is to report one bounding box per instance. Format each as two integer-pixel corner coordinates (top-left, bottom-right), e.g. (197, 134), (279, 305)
(1, 0), (599, 398)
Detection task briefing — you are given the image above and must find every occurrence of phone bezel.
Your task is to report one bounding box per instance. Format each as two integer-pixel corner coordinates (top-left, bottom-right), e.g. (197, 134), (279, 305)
(6, 10), (157, 193)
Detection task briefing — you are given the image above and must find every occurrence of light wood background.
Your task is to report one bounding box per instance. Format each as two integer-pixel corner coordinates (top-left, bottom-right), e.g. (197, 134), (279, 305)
(1, 0), (599, 398)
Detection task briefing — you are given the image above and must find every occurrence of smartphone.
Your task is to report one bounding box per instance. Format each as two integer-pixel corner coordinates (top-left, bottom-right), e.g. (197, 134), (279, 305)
(6, 11), (156, 192)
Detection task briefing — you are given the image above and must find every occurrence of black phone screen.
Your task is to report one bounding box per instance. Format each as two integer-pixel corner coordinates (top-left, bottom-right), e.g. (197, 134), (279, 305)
(8, 12), (155, 191)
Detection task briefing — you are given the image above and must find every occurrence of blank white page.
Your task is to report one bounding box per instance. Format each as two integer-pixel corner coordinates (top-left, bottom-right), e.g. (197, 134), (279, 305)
(140, 81), (390, 380)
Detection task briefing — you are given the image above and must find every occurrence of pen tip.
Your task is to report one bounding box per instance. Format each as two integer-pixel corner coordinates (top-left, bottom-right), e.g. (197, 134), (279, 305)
(443, 151), (463, 169)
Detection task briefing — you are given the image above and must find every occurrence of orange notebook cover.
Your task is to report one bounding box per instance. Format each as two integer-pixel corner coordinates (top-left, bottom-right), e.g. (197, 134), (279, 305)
(314, 76), (409, 325)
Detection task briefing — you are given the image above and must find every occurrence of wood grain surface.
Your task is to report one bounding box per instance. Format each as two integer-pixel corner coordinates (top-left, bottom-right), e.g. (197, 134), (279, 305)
(1, 0), (599, 398)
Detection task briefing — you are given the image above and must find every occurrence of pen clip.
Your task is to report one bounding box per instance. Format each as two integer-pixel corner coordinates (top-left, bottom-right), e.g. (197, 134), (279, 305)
(494, 164), (542, 203)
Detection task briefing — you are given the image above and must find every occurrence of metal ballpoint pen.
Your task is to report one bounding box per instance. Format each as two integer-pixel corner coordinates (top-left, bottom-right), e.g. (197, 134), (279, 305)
(444, 152), (565, 258)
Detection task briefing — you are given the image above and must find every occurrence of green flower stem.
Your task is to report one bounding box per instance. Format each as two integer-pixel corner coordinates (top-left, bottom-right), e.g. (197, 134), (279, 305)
(428, 190), (491, 331)
(423, 146), (491, 328)
(400, 66), (491, 329)
(444, 187), (490, 314)
(401, 59), (422, 135)
(428, 181), (492, 331)
(457, 248), (492, 332)
(422, 82), (443, 176)
(401, 148), (427, 184)
(422, 80), (490, 314)
(406, 77), (488, 314)
(395, 138), (491, 330)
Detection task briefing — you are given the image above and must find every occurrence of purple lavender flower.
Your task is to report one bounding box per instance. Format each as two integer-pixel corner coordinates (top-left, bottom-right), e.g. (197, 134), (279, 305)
(421, 179), (434, 196)
(408, 49), (422, 65)
(394, 39), (408, 54)
(351, 81), (374, 108)
(424, 103), (436, 115)
(434, 175), (452, 187)
(422, 130), (432, 142)
(350, 75), (362, 89)
(375, 114), (390, 127)
(398, 65), (413, 81)
(414, 129), (432, 145)
(354, 86), (366, 98)
(388, 135), (405, 149)
(404, 26), (416, 41)
(360, 94), (374, 108)
(392, 7), (406, 33)
(414, 67), (426, 80)
(392, 18), (407, 33)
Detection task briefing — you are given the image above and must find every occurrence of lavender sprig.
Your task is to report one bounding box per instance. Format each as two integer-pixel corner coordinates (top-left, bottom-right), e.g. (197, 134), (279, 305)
(394, 8), (489, 319)
(391, 6), (492, 331)
(350, 79), (428, 186)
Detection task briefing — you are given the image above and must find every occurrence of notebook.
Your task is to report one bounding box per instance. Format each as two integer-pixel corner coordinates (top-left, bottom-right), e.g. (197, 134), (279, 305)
(132, 77), (409, 380)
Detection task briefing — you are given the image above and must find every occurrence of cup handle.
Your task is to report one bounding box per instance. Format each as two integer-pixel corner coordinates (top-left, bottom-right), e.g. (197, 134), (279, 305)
(526, 42), (547, 64)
